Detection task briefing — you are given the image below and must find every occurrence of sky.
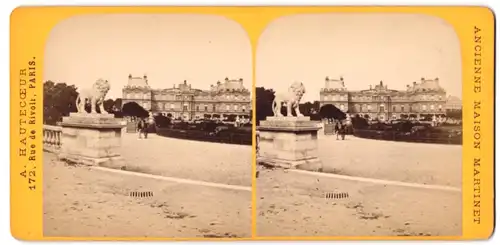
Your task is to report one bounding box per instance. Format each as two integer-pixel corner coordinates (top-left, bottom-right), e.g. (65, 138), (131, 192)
(44, 14), (252, 99)
(256, 13), (462, 103)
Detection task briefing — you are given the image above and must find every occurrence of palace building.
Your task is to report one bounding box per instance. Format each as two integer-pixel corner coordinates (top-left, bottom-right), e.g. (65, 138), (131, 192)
(319, 76), (459, 121)
(122, 74), (251, 120)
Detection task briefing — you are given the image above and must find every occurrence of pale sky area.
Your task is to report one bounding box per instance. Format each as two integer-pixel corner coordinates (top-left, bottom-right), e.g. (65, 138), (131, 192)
(257, 13), (462, 102)
(45, 14), (252, 99)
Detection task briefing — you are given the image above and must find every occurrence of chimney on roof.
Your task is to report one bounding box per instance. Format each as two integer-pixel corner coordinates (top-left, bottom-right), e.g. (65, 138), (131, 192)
(239, 78), (243, 82)
(413, 81), (417, 86)
(340, 76), (343, 81)
(184, 80), (187, 85)
(369, 85), (372, 90)
(380, 80), (383, 86)
(225, 77), (229, 81)
(421, 77), (425, 81)
(435, 77), (439, 82)
(128, 74), (132, 79)
(144, 74), (147, 79)
(325, 76), (329, 81)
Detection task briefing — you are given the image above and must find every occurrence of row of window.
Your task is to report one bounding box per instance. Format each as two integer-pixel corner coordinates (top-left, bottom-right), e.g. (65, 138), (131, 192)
(322, 94), (444, 101)
(350, 104), (443, 113)
(154, 103), (247, 112)
(123, 93), (249, 101)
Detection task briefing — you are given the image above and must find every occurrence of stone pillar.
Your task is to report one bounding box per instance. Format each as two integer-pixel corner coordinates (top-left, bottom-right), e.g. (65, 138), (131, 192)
(58, 113), (125, 166)
(257, 116), (323, 171)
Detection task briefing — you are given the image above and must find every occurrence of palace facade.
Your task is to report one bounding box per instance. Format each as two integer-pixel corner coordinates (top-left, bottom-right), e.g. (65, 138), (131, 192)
(319, 76), (459, 121)
(122, 74), (251, 120)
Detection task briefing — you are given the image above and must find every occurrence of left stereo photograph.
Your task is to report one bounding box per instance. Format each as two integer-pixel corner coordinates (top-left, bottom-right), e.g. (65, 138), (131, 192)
(42, 14), (253, 238)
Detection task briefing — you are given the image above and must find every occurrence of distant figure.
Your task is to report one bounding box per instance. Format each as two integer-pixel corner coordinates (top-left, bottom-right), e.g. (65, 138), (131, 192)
(144, 117), (152, 139)
(334, 121), (340, 140)
(339, 122), (346, 140)
(137, 118), (145, 139)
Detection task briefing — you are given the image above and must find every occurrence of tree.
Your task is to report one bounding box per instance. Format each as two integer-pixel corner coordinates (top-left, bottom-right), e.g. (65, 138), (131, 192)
(122, 101), (149, 118)
(351, 114), (369, 129)
(255, 87), (275, 125)
(43, 80), (78, 125)
(319, 104), (346, 120)
(154, 114), (171, 128)
(114, 98), (122, 110)
(310, 111), (321, 121)
(446, 109), (462, 120)
(227, 114), (237, 121)
(103, 99), (115, 113)
(299, 101), (321, 116)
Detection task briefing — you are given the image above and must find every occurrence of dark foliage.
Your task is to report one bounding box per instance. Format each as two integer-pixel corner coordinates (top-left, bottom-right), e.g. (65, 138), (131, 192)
(122, 101), (149, 118)
(255, 87), (275, 125)
(446, 109), (462, 120)
(43, 81), (78, 125)
(153, 114), (172, 128)
(351, 114), (369, 129)
(319, 104), (346, 120)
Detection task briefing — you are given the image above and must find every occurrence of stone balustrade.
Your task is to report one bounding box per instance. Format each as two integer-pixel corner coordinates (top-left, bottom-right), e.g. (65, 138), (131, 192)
(43, 125), (62, 153)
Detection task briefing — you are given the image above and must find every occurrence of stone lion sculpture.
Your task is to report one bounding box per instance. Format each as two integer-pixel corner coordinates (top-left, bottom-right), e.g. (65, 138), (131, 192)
(272, 81), (306, 117)
(75, 79), (111, 114)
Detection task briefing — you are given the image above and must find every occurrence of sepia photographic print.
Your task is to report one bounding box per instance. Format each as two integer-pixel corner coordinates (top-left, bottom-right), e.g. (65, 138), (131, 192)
(42, 14), (253, 238)
(255, 13), (463, 237)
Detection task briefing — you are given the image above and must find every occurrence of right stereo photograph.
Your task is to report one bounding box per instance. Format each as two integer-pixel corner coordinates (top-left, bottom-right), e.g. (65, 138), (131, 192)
(255, 13), (463, 237)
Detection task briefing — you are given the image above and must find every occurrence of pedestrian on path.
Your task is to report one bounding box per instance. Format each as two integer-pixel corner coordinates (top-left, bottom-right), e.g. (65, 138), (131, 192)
(339, 122), (346, 140)
(334, 120), (340, 140)
(137, 118), (146, 139)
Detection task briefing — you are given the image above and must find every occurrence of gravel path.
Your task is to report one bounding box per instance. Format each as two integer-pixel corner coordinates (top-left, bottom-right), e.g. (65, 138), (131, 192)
(317, 135), (462, 187)
(257, 169), (461, 237)
(43, 153), (251, 238)
(118, 134), (252, 187)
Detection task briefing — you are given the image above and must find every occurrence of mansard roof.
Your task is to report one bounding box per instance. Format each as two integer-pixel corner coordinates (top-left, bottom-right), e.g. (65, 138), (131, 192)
(407, 77), (445, 93)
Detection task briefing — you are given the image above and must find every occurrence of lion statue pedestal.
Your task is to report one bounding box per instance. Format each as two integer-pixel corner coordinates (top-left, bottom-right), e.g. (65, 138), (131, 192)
(58, 79), (126, 167)
(257, 82), (323, 172)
